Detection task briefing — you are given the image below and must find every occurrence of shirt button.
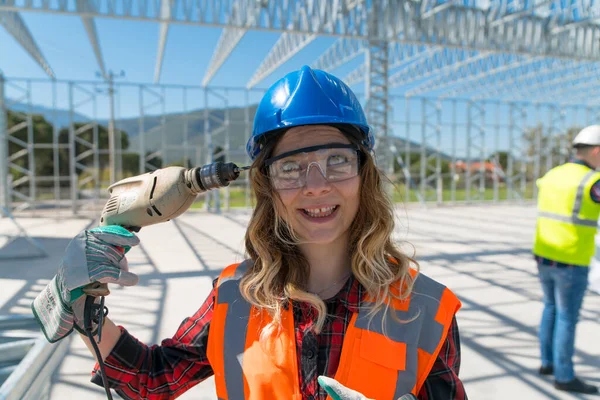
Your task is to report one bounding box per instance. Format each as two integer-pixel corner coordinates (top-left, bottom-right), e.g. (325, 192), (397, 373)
(306, 349), (315, 359)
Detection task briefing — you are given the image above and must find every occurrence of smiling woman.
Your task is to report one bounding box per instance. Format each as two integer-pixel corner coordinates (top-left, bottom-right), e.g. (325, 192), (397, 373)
(31, 65), (467, 400)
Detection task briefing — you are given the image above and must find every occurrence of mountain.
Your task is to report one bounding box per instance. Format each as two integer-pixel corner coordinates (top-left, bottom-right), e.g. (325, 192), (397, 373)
(7, 101), (451, 165)
(8, 101), (89, 128)
(125, 105), (259, 165)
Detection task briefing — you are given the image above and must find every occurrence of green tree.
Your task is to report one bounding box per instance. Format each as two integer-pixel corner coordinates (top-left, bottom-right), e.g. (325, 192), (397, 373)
(58, 123), (130, 173)
(489, 151), (509, 171)
(7, 111), (57, 181)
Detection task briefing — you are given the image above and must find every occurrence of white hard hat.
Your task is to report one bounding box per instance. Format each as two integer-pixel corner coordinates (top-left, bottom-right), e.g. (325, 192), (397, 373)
(573, 125), (600, 147)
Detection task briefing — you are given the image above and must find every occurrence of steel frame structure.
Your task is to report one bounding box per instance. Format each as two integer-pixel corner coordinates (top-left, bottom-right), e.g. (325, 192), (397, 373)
(3, 0), (600, 212)
(1, 76), (596, 213)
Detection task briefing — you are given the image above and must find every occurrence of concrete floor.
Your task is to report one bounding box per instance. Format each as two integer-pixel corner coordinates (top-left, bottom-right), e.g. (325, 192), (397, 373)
(1, 203), (599, 399)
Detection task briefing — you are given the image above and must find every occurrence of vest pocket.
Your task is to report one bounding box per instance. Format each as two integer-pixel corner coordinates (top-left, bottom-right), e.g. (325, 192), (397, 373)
(359, 330), (407, 371)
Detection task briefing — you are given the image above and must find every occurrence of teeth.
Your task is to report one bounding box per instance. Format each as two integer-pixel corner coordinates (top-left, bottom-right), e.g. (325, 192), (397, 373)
(304, 206), (336, 217)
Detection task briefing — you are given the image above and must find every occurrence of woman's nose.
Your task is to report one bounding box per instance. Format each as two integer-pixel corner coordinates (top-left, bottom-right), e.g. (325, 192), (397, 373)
(303, 163), (331, 195)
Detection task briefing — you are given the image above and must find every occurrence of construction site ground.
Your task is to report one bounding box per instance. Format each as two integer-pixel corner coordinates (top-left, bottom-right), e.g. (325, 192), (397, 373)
(1, 203), (599, 400)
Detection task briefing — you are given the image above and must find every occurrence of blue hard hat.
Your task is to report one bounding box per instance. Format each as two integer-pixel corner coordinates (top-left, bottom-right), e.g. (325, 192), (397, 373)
(246, 65), (373, 160)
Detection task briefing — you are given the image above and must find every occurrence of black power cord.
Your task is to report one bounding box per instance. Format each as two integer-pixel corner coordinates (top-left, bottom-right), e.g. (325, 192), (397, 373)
(84, 295), (113, 400)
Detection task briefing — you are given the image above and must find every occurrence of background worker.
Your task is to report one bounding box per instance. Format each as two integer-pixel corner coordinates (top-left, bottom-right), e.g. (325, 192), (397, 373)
(532, 124), (600, 394)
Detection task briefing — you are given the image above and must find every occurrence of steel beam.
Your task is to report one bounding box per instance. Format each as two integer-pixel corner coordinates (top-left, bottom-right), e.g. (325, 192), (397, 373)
(467, 58), (574, 100)
(406, 52), (519, 97)
(434, 57), (545, 99)
(153, 0), (171, 83)
(202, 28), (245, 86)
(202, 1), (260, 86)
(81, 17), (106, 79)
(0, 12), (54, 78)
(246, 32), (316, 89)
(344, 64), (366, 87)
(311, 38), (366, 72)
(0, 74), (8, 210)
(4, 0), (600, 60)
(495, 62), (600, 102)
(74, 0), (106, 79)
(388, 48), (483, 90)
(346, 43), (434, 87)
(366, 1), (391, 175)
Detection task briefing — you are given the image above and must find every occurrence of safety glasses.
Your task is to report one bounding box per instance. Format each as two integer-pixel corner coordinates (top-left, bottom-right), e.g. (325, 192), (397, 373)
(265, 143), (361, 190)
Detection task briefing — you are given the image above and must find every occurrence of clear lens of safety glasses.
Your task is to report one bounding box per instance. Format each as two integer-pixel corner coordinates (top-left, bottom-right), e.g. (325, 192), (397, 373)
(265, 144), (360, 190)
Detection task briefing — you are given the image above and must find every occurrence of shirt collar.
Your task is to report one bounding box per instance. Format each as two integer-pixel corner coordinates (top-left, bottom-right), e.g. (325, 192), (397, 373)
(327, 274), (362, 313)
(570, 158), (594, 169)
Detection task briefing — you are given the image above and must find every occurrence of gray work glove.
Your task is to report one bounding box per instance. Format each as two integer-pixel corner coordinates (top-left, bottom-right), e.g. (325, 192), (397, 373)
(31, 225), (140, 343)
(318, 376), (418, 400)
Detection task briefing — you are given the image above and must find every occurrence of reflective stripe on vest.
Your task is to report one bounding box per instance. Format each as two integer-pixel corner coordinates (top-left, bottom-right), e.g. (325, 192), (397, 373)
(538, 169), (598, 227)
(215, 261), (252, 400)
(207, 260), (461, 400)
(352, 273), (448, 398)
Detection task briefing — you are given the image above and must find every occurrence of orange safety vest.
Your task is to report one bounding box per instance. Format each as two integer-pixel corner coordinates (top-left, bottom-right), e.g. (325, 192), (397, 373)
(206, 260), (462, 400)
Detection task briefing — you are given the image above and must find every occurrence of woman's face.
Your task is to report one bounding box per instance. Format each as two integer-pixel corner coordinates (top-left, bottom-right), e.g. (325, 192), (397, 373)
(269, 125), (361, 245)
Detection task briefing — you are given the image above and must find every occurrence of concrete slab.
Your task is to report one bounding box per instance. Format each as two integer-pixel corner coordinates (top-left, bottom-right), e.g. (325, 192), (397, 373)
(0, 204), (598, 400)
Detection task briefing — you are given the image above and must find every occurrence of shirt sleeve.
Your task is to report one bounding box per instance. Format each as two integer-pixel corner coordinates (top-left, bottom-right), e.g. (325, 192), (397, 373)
(90, 282), (217, 400)
(590, 179), (600, 204)
(417, 316), (468, 400)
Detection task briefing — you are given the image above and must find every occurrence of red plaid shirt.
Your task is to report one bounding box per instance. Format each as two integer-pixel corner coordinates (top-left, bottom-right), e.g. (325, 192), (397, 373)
(91, 276), (466, 400)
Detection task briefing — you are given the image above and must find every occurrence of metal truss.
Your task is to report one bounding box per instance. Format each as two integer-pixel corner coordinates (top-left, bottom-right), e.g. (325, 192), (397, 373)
(246, 32), (317, 89)
(342, 43), (434, 88)
(0, 76), (7, 209)
(0, 12), (54, 78)
(312, 38), (365, 72)
(365, 1), (391, 175)
(5, 0), (600, 60)
(203, 88), (229, 211)
(548, 104), (568, 165)
(344, 64), (366, 87)
(465, 101), (486, 202)
(75, 0), (106, 79)
(435, 57), (546, 99)
(202, 28), (246, 86)
(506, 103), (528, 200)
(418, 98), (442, 204)
(3, 80), (36, 212)
(68, 83), (100, 213)
(560, 84), (600, 105)
(468, 58), (578, 100)
(389, 48), (483, 90)
(138, 86), (166, 173)
(154, 0), (171, 83)
(503, 63), (600, 103)
(405, 52), (520, 97)
(202, 1), (260, 86)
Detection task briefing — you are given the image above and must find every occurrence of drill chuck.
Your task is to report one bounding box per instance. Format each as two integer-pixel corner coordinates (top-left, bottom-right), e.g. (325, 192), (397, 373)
(186, 162), (242, 194)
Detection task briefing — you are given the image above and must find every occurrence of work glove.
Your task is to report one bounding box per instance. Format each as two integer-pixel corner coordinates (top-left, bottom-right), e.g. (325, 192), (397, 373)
(31, 225), (140, 343)
(318, 376), (418, 400)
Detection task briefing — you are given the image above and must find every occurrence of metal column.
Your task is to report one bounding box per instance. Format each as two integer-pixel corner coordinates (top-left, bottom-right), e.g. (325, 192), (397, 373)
(365, 1), (390, 175)
(68, 83), (100, 213)
(419, 98), (442, 204)
(0, 74), (9, 210)
(507, 102), (528, 200)
(466, 101), (486, 202)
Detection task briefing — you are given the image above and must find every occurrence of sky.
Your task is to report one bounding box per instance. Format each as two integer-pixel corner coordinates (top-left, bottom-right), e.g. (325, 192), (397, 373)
(0, 12), (594, 158)
(0, 12), (359, 117)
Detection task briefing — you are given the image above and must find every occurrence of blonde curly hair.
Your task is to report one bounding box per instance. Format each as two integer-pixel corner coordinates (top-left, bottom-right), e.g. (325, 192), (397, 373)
(239, 126), (419, 334)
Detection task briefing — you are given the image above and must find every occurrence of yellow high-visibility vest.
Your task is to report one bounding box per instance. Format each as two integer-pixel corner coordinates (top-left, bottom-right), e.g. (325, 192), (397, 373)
(533, 162), (600, 266)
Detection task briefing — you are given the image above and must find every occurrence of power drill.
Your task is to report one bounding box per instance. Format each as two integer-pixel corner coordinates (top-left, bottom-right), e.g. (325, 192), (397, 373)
(80, 161), (249, 400)
(83, 161), (248, 298)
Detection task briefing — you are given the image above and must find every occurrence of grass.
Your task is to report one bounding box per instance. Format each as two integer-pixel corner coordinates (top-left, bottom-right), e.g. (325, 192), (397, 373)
(188, 183), (535, 209)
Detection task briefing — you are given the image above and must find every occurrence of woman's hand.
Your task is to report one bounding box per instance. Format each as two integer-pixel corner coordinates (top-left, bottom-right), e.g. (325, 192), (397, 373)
(32, 225), (140, 343)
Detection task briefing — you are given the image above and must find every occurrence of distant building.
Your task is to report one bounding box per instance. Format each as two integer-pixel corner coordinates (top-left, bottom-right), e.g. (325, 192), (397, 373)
(451, 160), (506, 182)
